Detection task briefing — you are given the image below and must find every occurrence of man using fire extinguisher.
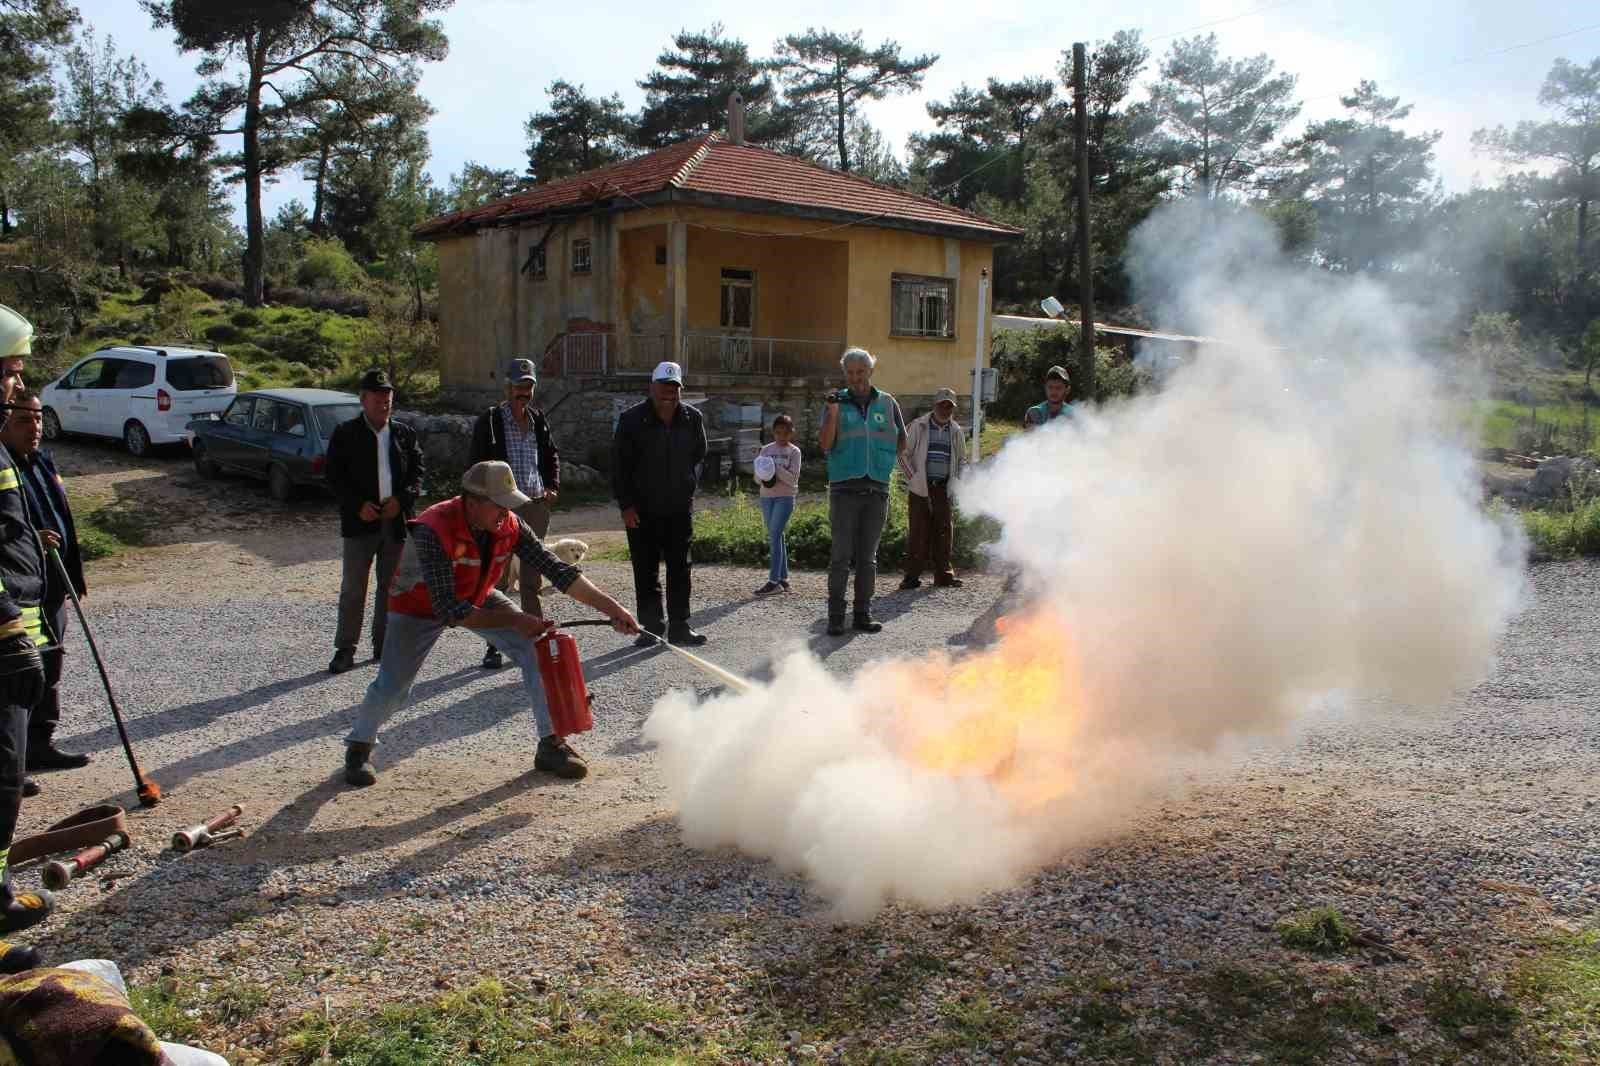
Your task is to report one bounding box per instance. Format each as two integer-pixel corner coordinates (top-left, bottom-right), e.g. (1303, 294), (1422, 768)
(340, 461), (639, 787)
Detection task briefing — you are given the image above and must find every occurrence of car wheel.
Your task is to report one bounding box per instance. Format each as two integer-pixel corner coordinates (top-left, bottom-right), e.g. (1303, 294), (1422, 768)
(268, 463), (294, 502)
(193, 440), (219, 479)
(123, 420), (151, 457)
(41, 408), (62, 441)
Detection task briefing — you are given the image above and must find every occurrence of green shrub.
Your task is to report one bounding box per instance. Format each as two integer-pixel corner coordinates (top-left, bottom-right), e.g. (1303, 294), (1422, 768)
(295, 237), (366, 291)
(1523, 498), (1600, 557)
(1276, 907), (1354, 954)
(203, 322), (241, 345)
(230, 309), (261, 328)
(989, 327), (1146, 419)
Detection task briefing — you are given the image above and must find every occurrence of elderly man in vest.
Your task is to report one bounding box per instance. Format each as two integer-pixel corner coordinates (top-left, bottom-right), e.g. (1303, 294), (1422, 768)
(899, 387), (967, 590)
(340, 461), (638, 788)
(819, 347), (906, 637)
(1023, 365), (1075, 429)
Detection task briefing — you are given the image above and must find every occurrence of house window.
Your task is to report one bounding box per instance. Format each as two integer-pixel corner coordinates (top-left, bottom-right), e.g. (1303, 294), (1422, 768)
(655, 244), (667, 265)
(572, 238), (592, 275)
(890, 274), (955, 338)
(524, 244), (546, 280)
(720, 268), (754, 331)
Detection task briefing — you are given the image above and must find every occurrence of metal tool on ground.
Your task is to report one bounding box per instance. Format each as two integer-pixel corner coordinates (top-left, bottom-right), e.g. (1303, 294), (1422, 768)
(42, 830), (130, 890)
(171, 803), (244, 852)
(47, 547), (161, 807)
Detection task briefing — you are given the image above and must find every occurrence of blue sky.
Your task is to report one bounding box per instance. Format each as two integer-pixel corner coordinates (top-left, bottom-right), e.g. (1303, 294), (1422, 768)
(82, 0), (1600, 224)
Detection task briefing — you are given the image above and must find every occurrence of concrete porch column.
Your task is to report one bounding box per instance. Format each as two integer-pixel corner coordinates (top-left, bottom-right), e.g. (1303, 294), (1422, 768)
(666, 219), (687, 362)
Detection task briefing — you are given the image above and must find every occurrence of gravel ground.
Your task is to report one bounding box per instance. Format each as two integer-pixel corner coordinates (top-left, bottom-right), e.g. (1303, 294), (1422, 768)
(14, 540), (1600, 1064)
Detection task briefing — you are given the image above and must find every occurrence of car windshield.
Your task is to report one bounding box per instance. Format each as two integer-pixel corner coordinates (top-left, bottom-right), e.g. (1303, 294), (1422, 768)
(166, 356), (234, 391)
(313, 403), (362, 437)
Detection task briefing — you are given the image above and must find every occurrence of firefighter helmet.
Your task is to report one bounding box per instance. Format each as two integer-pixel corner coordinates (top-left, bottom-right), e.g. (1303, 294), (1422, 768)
(0, 304), (32, 359)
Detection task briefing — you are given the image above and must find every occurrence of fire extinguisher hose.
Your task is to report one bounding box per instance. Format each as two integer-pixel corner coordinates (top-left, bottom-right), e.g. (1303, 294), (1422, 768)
(549, 619), (753, 693)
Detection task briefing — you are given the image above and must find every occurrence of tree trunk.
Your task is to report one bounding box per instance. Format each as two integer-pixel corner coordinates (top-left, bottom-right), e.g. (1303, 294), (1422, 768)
(310, 142), (330, 236)
(835, 83), (849, 172)
(0, 189), (11, 237)
(242, 37), (267, 307)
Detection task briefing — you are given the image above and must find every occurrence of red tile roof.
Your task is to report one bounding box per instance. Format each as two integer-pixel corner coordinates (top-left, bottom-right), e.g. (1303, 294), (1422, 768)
(414, 134), (1021, 241)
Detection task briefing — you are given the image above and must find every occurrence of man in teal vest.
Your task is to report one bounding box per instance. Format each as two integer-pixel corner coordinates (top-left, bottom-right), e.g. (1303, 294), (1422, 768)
(1024, 364), (1075, 429)
(819, 347), (905, 636)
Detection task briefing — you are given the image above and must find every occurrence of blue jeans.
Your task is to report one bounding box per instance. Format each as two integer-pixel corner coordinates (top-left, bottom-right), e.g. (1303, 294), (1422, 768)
(759, 495), (796, 583)
(345, 591), (554, 746)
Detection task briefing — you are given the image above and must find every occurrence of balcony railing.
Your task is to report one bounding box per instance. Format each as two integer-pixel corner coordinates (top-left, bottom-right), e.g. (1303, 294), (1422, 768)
(543, 331), (841, 378)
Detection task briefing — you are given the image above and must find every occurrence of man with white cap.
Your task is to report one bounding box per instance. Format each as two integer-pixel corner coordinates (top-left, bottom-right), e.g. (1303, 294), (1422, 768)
(0, 305), (54, 936)
(611, 361), (709, 648)
(340, 460), (639, 787)
(469, 357), (562, 670)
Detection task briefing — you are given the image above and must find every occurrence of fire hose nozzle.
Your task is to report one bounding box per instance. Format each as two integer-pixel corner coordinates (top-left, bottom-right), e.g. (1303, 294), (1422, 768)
(42, 830), (131, 890)
(171, 803), (244, 852)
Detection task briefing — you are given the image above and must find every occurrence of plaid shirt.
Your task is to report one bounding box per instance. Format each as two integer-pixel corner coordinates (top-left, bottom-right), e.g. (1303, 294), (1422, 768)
(411, 517), (579, 623)
(500, 401), (545, 498)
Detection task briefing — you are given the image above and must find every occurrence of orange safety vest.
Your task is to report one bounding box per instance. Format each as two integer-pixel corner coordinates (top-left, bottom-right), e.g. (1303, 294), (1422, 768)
(387, 497), (521, 619)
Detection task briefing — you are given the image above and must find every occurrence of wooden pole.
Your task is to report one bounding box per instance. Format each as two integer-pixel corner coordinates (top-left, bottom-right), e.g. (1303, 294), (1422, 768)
(1073, 42), (1096, 399)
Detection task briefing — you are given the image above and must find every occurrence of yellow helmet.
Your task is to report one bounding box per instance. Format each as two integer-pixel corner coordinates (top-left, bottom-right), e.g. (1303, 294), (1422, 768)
(0, 304), (32, 359)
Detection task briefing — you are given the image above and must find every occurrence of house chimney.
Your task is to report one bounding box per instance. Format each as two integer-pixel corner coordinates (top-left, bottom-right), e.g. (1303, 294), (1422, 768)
(727, 91), (746, 146)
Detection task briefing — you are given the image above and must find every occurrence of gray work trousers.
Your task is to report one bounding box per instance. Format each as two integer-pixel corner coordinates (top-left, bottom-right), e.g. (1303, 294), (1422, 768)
(495, 498), (552, 616)
(335, 532), (404, 654)
(827, 488), (890, 620)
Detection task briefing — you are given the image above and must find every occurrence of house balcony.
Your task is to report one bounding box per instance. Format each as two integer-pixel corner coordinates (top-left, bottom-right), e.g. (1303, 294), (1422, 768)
(543, 331), (843, 380)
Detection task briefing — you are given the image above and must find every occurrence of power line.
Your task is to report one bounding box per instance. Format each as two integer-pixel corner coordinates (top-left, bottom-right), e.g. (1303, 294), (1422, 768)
(1145, 0), (1298, 44)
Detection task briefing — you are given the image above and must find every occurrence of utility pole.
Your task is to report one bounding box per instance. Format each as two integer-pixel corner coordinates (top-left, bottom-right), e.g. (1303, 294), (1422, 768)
(1072, 42), (1096, 400)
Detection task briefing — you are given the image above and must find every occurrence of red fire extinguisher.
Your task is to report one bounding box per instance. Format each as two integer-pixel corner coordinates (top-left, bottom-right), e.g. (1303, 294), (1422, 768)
(535, 626), (594, 736)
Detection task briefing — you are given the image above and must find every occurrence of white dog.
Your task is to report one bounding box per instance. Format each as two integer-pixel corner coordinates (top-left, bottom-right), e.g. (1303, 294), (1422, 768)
(505, 536), (589, 597)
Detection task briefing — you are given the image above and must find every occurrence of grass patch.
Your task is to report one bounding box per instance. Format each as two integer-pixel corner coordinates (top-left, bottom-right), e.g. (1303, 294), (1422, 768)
(1522, 497), (1600, 557)
(978, 418), (1024, 457)
(278, 978), (779, 1065)
(1480, 396), (1600, 456)
(128, 978), (204, 1046)
(1510, 928), (1600, 1063)
(1276, 906), (1356, 954)
(77, 503), (153, 560)
(1425, 974), (1520, 1037)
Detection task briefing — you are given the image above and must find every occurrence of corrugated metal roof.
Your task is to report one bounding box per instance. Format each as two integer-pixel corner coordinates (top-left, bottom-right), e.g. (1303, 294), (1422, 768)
(414, 134), (1021, 241)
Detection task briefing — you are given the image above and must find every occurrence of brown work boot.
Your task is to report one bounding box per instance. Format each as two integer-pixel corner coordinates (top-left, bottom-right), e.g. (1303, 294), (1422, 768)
(535, 736), (588, 780)
(344, 742), (376, 787)
(0, 887), (53, 936)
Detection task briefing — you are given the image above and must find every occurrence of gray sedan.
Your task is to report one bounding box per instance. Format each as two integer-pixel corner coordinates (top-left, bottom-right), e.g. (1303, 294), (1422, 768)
(189, 388), (362, 500)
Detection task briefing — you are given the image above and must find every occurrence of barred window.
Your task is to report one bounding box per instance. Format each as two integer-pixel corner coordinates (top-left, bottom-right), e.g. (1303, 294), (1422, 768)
(571, 238), (592, 275)
(890, 274), (955, 338)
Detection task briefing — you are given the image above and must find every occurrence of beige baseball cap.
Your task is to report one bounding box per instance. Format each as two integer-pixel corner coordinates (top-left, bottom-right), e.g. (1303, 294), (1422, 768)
(933, 387), (958, 406)
(462, 460), (531, 510)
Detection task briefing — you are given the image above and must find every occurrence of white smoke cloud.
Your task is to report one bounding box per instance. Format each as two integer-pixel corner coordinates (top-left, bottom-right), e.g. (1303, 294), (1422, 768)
(643, 201), (1527, 921)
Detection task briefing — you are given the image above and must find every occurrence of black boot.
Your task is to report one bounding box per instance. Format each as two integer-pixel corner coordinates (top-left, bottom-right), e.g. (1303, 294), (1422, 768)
(344, 742), (376, 787)
(26, 744), (90, 771)
(0, 940), (39, 974)
(0, 886), (52, 936)
(481, 646), (504, 670)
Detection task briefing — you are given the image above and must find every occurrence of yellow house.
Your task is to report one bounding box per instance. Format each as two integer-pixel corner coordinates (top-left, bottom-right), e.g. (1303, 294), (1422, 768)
(414, 129), (1020, 459)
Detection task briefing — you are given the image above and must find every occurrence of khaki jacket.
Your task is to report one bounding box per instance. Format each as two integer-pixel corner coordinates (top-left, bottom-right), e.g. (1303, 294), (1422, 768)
(899, 412), (966, 497)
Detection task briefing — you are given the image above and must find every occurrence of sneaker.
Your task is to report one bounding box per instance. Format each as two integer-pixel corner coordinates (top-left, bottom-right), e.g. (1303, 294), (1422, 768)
(535, 736), (589, 780)
(780, 580), (791, 592)
(934, 575), (964, 588)
(853, 614), (883, 634)
(482, 646), (504, 670)
(668, 626), (708, 647)
(754, 581), (782, 596)
(26, 745), (90, 771)
(344, 742), (376, 788)
(827, 617), (847, 636)
(0, 941), (40, 974)
(0, 888), (53, 936)
(899, 576), (922, 590)
(328, 648), (356, 674)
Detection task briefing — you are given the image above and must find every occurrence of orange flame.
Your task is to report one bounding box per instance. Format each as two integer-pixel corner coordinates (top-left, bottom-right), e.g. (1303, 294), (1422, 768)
(873, 610), (1087, 811)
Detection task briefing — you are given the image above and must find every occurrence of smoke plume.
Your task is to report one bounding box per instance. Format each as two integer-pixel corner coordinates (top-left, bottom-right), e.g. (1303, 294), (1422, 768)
(644, 203), (1526, 920)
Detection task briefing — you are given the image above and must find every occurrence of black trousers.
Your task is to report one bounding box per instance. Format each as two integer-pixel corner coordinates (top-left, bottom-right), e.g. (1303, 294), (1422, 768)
(626, 512), (693, 632)
(28, 600), (66, 749)
(0, 638), (44, 897)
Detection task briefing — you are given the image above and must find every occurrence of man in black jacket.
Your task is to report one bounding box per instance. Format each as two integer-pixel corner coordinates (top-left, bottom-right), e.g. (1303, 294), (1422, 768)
(0, 393), (89, 779)
(323, 368), (425, 674)
(612, 361), (708, 648)
(468, 358), (561, 669)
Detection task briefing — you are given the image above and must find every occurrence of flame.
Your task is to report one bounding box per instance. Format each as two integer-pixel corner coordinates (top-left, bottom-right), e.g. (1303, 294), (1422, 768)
(874, 611), (1087, 811)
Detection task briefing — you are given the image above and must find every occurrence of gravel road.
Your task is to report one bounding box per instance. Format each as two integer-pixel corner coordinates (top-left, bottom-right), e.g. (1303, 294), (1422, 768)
(12, 447), (1599, 1063)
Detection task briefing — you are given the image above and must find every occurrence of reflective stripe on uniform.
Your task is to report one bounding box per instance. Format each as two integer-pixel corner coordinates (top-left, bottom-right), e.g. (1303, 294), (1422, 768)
(18, 604), (46, 646)
(0, 467), (17, 492)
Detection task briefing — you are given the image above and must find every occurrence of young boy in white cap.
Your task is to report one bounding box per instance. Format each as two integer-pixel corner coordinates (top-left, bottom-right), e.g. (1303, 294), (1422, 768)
(340, 461), (639, 787)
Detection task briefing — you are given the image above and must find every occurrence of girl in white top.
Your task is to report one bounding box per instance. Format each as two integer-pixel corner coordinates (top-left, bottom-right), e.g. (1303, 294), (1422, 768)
(755, 414), (802, 595)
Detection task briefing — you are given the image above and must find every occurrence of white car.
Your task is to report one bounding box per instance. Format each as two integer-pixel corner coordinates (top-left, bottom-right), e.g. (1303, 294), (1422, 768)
(40, 345), (237, 456)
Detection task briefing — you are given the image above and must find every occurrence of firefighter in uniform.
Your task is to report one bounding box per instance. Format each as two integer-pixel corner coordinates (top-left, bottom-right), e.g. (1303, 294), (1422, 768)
(0, 305), (54, 937)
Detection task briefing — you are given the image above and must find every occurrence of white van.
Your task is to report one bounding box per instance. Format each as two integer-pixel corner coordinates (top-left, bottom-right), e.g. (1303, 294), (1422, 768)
(40, 345), (237, 456)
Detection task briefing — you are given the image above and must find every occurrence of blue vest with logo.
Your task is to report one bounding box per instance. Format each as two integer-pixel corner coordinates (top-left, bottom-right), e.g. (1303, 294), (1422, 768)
(1027, 400), (1074, 425)
(828, 389), (899, 484)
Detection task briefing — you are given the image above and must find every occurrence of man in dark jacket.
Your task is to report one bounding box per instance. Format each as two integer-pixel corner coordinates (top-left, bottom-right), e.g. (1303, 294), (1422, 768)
(611, 361), (708, 648)
(323, 368), (425, 674)
(0, 303), (54, 935)
(468, 358), (560, 669)
(0, 393), (89, 779)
